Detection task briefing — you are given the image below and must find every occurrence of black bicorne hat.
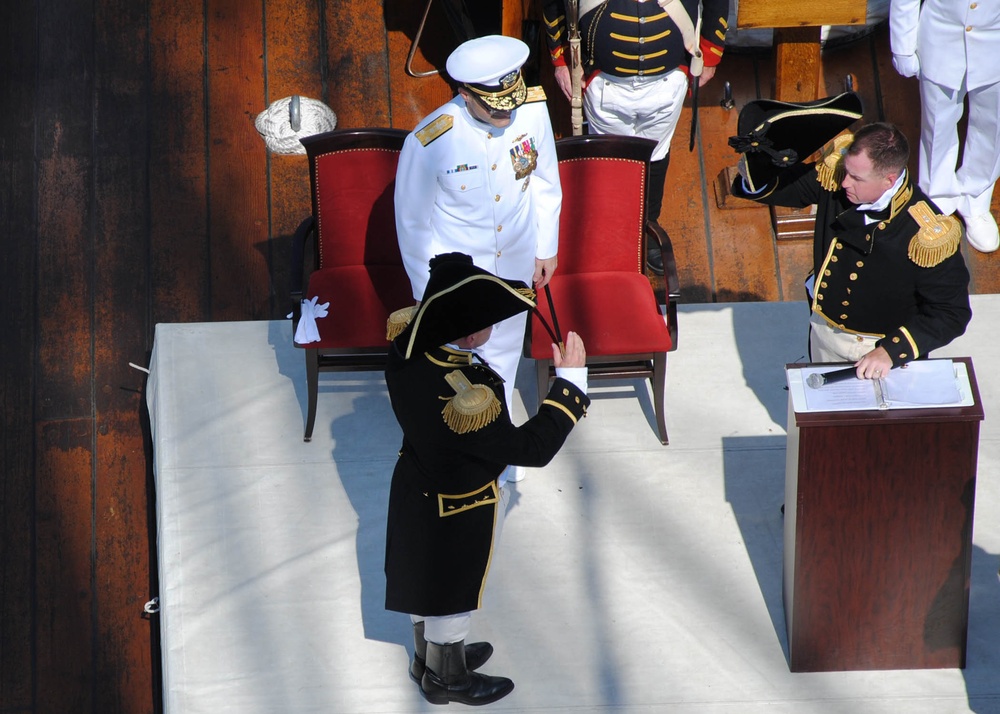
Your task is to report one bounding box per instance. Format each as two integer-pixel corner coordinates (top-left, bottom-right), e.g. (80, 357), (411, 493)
(728, 91), (864, 192)
(393, 253), (536, 360)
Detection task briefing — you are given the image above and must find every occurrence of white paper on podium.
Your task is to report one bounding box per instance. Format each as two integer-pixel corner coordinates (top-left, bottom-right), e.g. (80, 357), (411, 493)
(788, 359), (975, 413)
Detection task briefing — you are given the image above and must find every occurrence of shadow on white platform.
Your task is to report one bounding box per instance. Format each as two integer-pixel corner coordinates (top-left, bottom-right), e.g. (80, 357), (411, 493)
(147, 297), (1000, 713)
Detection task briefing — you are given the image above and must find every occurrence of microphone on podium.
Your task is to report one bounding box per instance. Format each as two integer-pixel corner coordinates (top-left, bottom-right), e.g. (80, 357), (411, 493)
(806, 366), (859, 389)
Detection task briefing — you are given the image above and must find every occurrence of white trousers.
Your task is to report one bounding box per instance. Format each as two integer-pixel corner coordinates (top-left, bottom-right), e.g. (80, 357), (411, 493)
(808, 312), (880, 364)
(584, 69), (689, 162)
(412, 487), (511, 644)
(919, 77), (1000, 217)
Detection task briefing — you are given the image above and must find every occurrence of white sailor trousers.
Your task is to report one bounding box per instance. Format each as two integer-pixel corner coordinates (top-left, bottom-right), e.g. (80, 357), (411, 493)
(583, 68), (688, 162)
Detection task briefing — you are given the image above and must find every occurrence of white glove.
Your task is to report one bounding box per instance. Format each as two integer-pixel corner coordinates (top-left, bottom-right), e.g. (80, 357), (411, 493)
(892, 53), (920, 78)
(294, 296), (330, 344)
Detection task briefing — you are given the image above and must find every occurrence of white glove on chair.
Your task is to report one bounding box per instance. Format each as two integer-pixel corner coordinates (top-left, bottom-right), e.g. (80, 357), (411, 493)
(294, 296), (329, 344)
(892, 53), (920, 78)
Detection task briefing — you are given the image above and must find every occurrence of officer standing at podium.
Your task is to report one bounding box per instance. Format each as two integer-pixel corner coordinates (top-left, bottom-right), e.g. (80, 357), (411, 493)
(729, 105), (971, 379)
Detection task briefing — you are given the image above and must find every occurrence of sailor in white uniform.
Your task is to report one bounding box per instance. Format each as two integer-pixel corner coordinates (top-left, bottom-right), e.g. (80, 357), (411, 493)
(395, 34), (562, 418)
(890, 0), (1000, 252)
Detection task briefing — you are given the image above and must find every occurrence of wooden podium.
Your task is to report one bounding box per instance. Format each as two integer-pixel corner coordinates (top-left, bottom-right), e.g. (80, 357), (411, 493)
(783, 358), (984, 672)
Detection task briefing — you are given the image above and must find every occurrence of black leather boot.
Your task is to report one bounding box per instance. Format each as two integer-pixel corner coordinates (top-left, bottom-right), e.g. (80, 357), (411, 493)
(645, 157), (669, 275)
(409, 621), (494, 683)
(420, 640), (514, 706)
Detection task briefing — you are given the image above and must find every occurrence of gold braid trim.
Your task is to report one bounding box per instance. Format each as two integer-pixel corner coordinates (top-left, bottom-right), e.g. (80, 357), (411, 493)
(815, 133), (854, 192)
(907, 202), (962, 268)
(516, 287), (536, 301)
(440, 370), (501, 434)
(386, 306), (418, 341)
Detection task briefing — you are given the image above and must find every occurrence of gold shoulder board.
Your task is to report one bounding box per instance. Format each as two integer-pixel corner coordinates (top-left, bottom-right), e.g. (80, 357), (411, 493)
(416, 114), (454, 147)
(440, 370), (501, 434)
(815, 133), (853, 192)
(525, 85), (547, 103)
(907, 202), (962, 268)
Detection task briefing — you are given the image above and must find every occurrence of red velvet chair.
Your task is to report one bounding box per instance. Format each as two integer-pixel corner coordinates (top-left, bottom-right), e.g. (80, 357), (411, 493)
(527, 135), (678, 444)
(291, 128), (414, 441)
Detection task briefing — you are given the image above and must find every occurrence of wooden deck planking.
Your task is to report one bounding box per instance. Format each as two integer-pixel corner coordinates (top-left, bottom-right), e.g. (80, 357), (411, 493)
(206, 1), (271, 321)
(0, 0), (37, 706)
(149, 0), (211, 325)
(93, 0), (157, 710)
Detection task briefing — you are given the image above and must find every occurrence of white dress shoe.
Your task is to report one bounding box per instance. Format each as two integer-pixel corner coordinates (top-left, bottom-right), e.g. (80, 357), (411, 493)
(964, 213), (1000, 253)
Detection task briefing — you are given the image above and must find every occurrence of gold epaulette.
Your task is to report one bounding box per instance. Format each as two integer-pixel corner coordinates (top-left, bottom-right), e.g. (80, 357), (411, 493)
(416, 115), (454, 147)
(815, 133), (853, 191)
(907, 202), (962, 268)
(440, 370), (501, 434)
(525, 86), (547, 103)
(386, 306), (418, 341)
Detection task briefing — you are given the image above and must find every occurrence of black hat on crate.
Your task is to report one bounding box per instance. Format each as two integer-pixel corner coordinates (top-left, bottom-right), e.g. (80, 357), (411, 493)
(391, 253), (536, 360)
(729, 92), (864, 193)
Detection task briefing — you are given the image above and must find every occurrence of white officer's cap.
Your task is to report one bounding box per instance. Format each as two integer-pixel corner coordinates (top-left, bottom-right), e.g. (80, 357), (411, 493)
(446, 35), (529, 111)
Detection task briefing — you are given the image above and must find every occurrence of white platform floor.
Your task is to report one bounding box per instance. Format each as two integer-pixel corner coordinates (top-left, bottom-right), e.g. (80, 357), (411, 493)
(146, 296), (1000, 714)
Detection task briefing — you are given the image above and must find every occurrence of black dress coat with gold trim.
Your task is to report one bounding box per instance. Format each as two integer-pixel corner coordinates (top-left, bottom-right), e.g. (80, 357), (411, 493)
(542, 0), (728, 79)
(732, 164), (971, 366)
(384, 344), (589, 617)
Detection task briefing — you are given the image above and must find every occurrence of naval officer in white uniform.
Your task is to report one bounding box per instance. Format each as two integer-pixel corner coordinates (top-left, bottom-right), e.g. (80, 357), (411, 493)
(890, 0), (1000, 252)
(395, 35), (562, 423)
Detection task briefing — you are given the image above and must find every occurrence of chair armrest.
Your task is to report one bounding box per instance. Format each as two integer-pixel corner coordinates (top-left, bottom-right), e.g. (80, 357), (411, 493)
(646, 220), (680, 301)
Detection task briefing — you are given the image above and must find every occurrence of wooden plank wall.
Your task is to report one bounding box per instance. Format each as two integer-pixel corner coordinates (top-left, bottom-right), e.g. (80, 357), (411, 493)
(1, 2), (998, 712)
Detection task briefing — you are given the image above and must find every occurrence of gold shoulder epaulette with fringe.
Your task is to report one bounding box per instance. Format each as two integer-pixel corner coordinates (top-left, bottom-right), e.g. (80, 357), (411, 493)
(525, 85), (547, 103)
(386, 306), (418, 341)
(815, 132), (854, 191)
(416, 114), (454, 147)
(907, 201), (962, 268)
(440, 370), (501, 434)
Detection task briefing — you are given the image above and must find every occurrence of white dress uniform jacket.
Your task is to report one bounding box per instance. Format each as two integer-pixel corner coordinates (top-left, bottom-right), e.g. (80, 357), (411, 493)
(395, 95), (561, 300)
(890, 0), (1000, 91)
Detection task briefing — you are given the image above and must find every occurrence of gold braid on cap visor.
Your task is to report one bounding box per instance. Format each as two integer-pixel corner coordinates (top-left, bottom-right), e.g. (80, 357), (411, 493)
(465, 70), (527, 111)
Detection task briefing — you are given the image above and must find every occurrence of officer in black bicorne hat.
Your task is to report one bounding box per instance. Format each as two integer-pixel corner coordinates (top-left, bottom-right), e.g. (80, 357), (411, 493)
(382, 252), (589, 706)
(729, 92), (971, 380)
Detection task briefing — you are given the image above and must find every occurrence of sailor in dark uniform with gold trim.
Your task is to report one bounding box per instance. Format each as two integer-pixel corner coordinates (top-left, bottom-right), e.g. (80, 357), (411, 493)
(731, 118), (971, 379)
(542, 0), (729, 273)
(383, 253), (589, 706)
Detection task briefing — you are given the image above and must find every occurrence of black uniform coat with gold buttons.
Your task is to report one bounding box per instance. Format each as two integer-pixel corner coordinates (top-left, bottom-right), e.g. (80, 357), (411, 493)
(383, 343), (589, 617)
(732, 163), (971, 366)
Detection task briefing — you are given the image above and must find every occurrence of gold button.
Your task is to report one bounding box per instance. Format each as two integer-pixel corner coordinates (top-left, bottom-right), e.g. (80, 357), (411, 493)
(824, 269), (831, 276)
(491, 163), (497, 170)
(835, 242), (843, 249)
(900, 353), (908, 358)
(563, 388), (570, 396)
(840, 314), (848, 320)
(849, 272), (858, 280)
(817, 293), (824, 300)
(866, 235), (871, 242)
(892, 336), (900, 343)
(495, 194), (501, 202)
(842, 300), (849, 306)
(487, 133), (493, 139)
(639, 37), (645, 44)
(878, 222), (886, 229)
(496, 250), (502, 257)
(856, 261), (864, 267)
(855, 335), (864, 342)
(831, 256), (839, 262)
(820, 281), (827, 288)
(497, 225), (503, 232)
(460, 185), (466, 190)
(967, 25), (973, 32)
(637, 70), (645, 76)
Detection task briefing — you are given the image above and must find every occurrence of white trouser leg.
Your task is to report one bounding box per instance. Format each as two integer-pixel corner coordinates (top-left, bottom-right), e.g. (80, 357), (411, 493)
(918, 78), (966, 215)
(956, 80), (1000, 217)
